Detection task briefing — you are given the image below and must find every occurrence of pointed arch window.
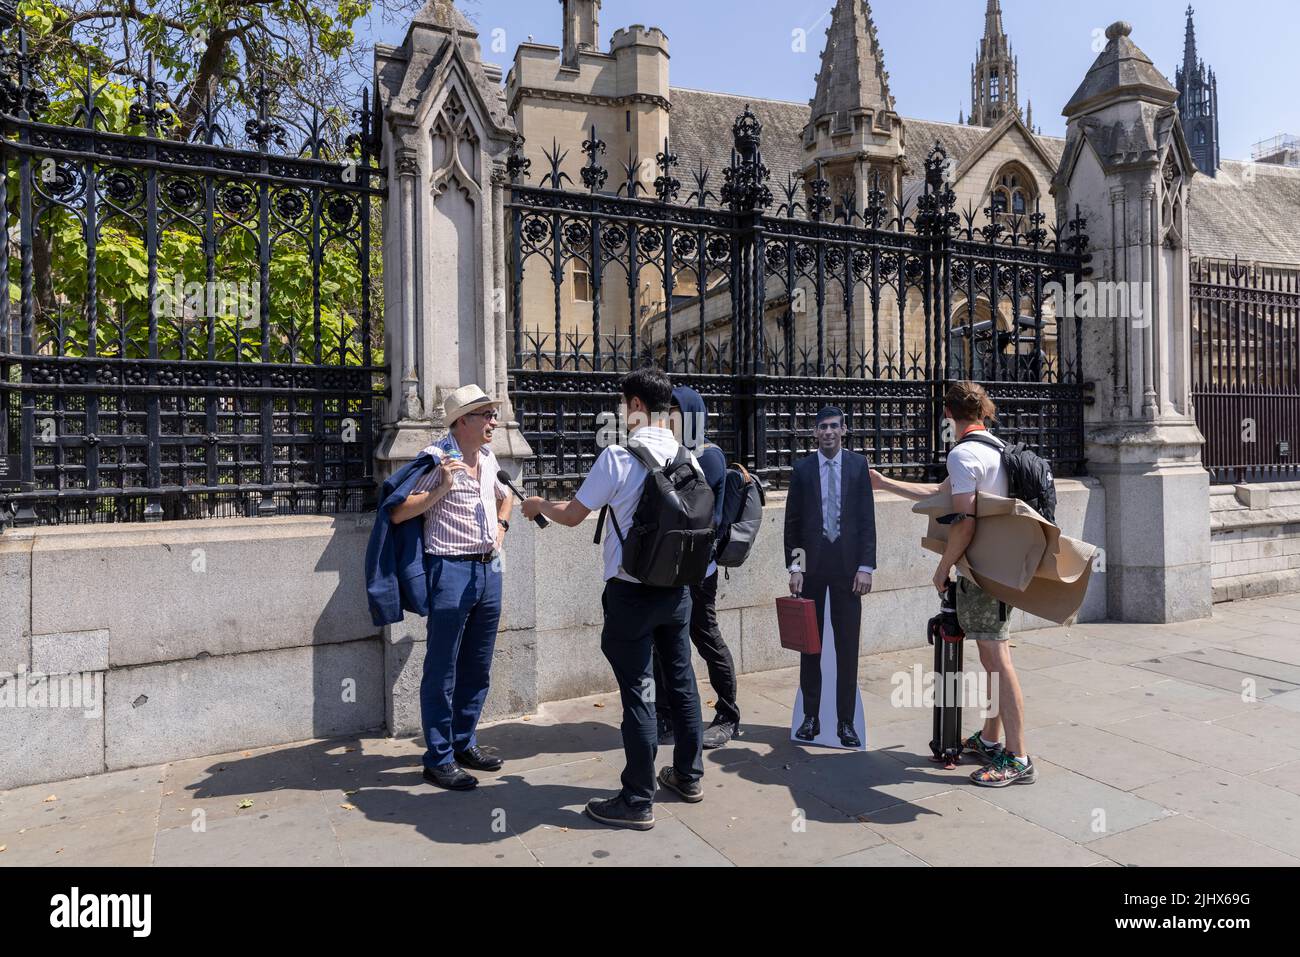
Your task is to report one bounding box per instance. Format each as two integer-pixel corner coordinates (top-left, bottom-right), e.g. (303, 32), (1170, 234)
(990, 163), (1037, 227)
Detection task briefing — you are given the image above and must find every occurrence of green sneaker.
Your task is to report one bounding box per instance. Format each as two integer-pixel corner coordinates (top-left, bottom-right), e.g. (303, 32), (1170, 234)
(971, 751), (1037, 787)
(963, 731), (1003, 763)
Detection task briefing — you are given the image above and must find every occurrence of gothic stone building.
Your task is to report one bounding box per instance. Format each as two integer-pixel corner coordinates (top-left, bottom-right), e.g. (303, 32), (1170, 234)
(504, 0), (1300, 375)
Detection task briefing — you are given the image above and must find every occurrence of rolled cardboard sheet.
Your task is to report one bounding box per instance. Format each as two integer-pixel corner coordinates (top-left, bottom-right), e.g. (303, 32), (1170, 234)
(914, 491), (1099, 625)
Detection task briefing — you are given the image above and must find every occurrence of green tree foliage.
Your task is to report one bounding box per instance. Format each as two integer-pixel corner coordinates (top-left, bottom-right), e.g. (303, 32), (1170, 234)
(5, 0), (386, 367)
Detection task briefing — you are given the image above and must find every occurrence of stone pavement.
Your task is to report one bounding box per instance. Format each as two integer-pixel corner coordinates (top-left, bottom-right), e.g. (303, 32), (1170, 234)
(4, 594), (1300, 867)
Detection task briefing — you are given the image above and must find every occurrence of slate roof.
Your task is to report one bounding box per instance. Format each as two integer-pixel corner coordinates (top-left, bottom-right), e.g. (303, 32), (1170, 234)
(668, 86), (1300, 265)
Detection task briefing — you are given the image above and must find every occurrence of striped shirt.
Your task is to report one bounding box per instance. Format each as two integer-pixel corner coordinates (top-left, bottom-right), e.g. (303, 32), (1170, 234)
(411, 438), (509, 556)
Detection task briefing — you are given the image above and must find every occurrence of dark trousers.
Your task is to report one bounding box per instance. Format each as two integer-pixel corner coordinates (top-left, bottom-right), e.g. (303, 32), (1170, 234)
(798, 572), (862, 724)
(600, 577), (704, 807)
(652, 571), (740, 726)
(420, 555), (502, 770)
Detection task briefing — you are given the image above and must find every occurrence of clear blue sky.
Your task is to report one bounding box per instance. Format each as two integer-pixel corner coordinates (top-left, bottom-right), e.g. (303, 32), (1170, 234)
(361, 1), (1300, 161)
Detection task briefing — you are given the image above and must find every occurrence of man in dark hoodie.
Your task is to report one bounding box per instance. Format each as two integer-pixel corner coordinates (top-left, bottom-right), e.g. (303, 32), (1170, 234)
(652, 386), (741, 749)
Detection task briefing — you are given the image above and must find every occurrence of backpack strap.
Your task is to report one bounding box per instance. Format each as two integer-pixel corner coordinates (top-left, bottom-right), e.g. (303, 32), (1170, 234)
(954, 432), (1005, 451)
(624, 439), (662, 473)
(594, 505), (626, 546)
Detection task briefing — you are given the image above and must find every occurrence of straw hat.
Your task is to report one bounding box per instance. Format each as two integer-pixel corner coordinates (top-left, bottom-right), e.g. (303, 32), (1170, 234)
(443, 384), (498, 427)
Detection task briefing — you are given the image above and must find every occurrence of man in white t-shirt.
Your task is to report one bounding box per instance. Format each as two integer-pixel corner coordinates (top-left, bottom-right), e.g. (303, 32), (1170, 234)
(870, 381), (1036, 787)
(522, 367), (707, 828)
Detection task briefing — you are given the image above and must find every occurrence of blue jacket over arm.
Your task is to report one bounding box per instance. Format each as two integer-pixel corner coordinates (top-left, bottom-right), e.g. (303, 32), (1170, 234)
(365, 451), (438, 627)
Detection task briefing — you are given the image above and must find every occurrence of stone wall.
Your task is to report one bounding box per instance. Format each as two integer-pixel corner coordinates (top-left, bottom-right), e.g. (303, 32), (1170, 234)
(1, 479), (1106, 791)
(1210, 482), (1300, 602)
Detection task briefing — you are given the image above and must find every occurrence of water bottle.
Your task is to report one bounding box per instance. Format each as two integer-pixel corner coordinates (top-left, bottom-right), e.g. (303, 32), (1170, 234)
(445, 448), (465, 487)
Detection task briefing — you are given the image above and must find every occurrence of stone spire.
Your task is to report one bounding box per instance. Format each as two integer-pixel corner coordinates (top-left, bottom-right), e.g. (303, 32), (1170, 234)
(969, 0), (1018, 127)
(1181, 4), (1199, 78)
(1175, 5), (1219, 176)
(804, 0), (895, 145)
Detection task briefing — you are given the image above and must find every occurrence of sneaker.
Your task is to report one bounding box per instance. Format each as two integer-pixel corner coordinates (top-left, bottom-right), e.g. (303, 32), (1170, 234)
(970, 751), (1037, 788)
(702, 716), (738, 750)
(656, 766), (704, 803)
(963, 731), (1004, 763)
(656, 714), (674, 746)
(585, 795), (655, 830)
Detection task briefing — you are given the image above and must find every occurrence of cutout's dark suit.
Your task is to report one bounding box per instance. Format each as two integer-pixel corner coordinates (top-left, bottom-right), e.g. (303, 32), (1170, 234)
(783, 449), (877, 724)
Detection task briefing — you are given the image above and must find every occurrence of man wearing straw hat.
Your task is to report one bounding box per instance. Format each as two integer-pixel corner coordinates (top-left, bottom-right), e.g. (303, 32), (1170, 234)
(387, 385), (514, 791)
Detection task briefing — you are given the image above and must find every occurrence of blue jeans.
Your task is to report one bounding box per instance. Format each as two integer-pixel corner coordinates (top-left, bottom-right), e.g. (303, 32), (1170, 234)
(421, 555), (502, 769)
(600, 578), (703, 807)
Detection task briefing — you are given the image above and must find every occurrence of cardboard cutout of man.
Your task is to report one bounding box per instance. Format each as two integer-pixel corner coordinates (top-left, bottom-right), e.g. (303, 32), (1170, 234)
(784, 407), (877, 750)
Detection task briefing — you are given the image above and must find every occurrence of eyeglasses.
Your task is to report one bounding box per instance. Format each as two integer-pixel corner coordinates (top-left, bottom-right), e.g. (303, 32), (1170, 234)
(466, 410), (500, 421)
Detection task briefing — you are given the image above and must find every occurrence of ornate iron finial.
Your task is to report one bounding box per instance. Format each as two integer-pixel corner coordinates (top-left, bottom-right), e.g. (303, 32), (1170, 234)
(506, 133), (531, 184)
(1065, 204), (1089, 256)
(915, 143), (957, 236)
(686, 157), (715, 208)
(541, 138), (571, 189)
(721, 108), (771, 213)
(128, 54), (176, 135)
(654, 138), (680, 204)
(732, 105), (762, 160)
(346, 86), (381, 161)
(808, 161), (832, 222)
(245, 72), (287, 151)
(0, 27), (46, 119)
(0, 0), (18, 32)
(580, 125), (608, 193)
(619, 148), (645, 199)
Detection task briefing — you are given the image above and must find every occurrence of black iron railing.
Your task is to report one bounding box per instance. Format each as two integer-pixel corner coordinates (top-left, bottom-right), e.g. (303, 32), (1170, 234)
(1192, 257), (1300, 484)
(506, 109), (1090, 493)
(0, 28), (387, 526)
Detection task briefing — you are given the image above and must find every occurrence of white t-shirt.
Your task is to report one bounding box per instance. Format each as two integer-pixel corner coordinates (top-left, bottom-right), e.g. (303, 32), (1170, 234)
(946, 431), (1009, 579)
(946, 431), (1010, 498)
(575, 426), (702, 583)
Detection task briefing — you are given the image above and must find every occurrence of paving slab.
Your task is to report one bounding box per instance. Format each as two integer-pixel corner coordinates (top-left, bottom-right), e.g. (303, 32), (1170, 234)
(1087, 813), (1299, 867)
(1266, 689), (1300, 713)
(530, 815), (733, 867)
(667, 765), (886, 866)
(1037, 659), (1168, 694)
(1112, 678), (1256, 722)
(822, 842), (929, 866)
(1027, 723), (1203, 792)
(1134, 767), (1300, 859)
(1251, 761), (1300, 797)
(1132, 655), (1298, 697)
(1212, 704), (1300, 750)
(971, 759), (1171, 844)
(0, 808), (158, 867)
(862, 790), (1104, 867)
(153, 802), (342, 867)
(1102, 710), (1300, 775)
(1221, 633), (1300, 667)
(0, 765), (163, 835)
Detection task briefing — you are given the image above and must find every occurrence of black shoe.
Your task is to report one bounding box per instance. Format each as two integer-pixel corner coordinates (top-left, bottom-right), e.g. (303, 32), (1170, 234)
(423, 763), (478, 791)
(585, 795), (655, 831)
(657, 766), (704, 803)
(795, 715), (819, 742)
(454, 745), (503, 772)
(837, 720), (861, 749)
(702, 716), (738, 750)
(656, 714), (674, 746)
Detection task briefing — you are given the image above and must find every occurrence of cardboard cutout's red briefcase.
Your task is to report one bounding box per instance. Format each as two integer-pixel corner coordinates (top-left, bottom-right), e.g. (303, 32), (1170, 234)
(776, 597), (821, 654)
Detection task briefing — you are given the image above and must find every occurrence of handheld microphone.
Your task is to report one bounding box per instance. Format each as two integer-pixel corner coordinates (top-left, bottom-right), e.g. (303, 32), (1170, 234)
(497, 470), (550, 528)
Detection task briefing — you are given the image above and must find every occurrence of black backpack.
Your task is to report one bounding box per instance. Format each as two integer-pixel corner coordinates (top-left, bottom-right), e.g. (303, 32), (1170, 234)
(594, 441), (716, 587)
(955, 432), (1058, 524)
(713, 460), (766, 568)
